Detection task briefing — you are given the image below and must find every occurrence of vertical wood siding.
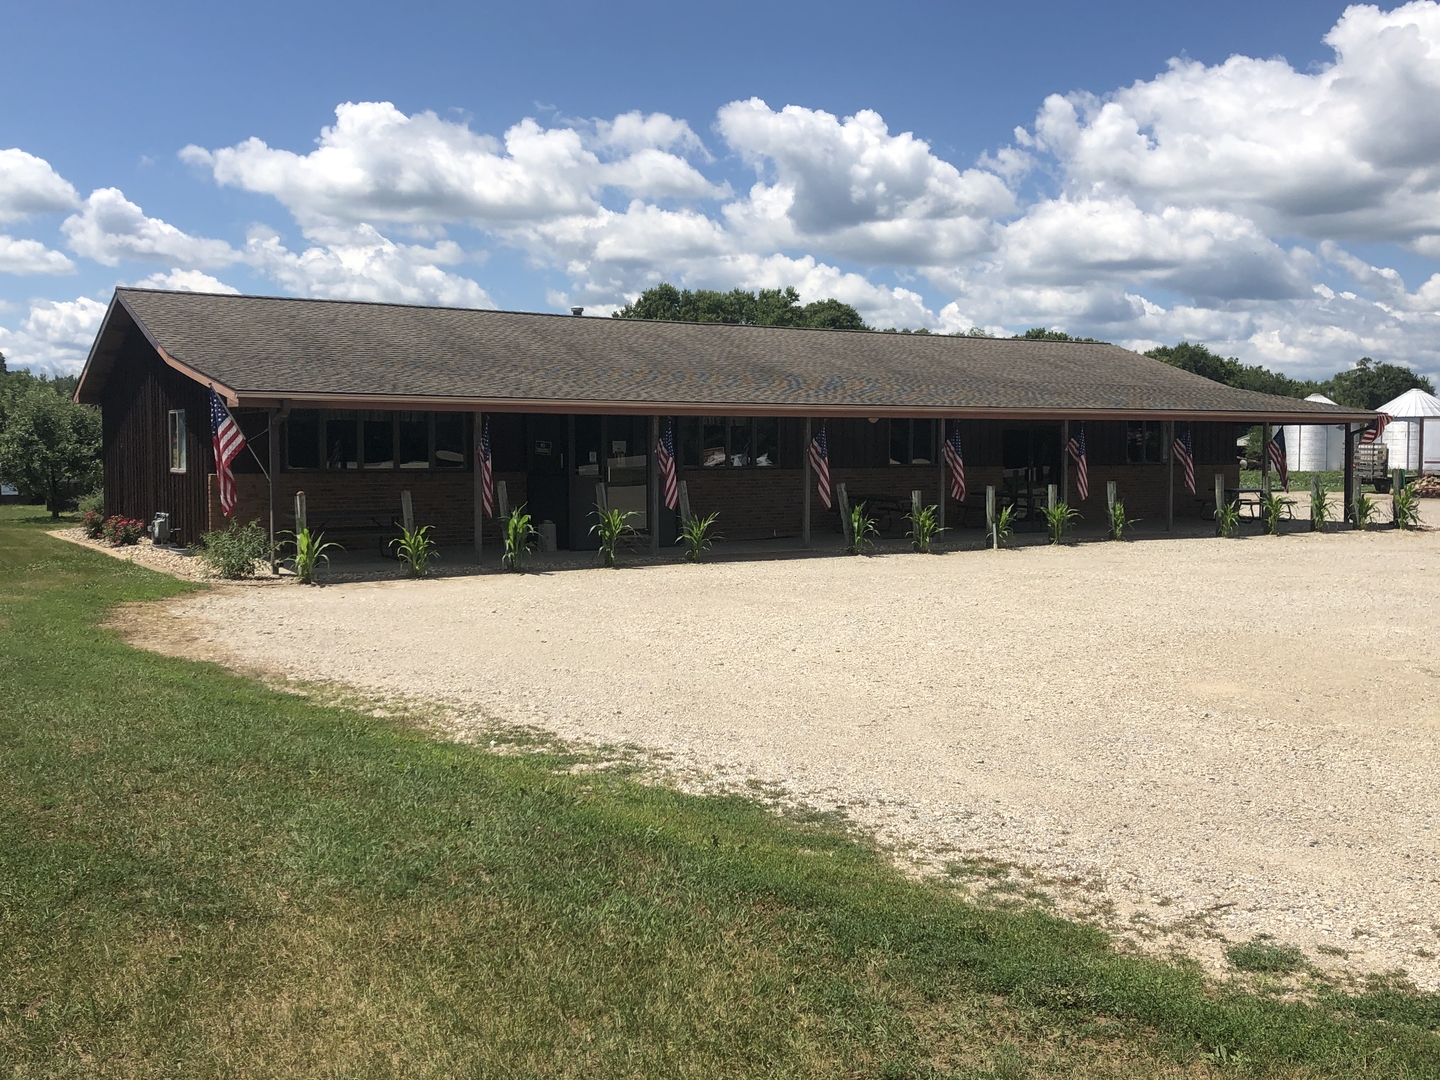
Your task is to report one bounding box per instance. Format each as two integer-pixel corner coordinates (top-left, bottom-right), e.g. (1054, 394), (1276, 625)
(101, 328), (210, 544)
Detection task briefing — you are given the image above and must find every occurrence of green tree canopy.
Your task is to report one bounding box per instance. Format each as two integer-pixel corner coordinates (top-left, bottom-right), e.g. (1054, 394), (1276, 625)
(1146, 342), (1435, 406)
(1323, 357), (1435, 410)
(0, 385), (102, 516)
(613, 284), (868, 330)
(1014, 327), (1102, 343)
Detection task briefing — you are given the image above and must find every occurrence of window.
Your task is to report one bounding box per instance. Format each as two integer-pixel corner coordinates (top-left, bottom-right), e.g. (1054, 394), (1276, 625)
(681, 417), (782, 468)
(1126, 421), (1166, 464)
(398, 413), (429, 469)
(286, 410), (320, 470)
(168, 410), (187, 472)
(362, 414), (394, 468)
(326, 413), (359, 469)
(889, 419), (936, 465)
(435, 413), (467, 468)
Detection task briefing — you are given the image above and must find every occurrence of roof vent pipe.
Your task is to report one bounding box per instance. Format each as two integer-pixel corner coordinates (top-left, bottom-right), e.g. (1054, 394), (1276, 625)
(571, 306), (584, 316)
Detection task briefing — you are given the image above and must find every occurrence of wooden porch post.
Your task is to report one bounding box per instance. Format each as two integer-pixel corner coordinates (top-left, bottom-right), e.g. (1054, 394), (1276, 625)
(1166, 419), (1174, 532)
(937, 420), (946, 533)
(1261, 422), (1272, 494)
(1061, 420), (1070, 505)
(1343, 424), (1356, 524)
(802, 417), (812, 548)
(649, 415), (660, 555)
(267, 408), (278, 574)
(473, 412), (483, 564)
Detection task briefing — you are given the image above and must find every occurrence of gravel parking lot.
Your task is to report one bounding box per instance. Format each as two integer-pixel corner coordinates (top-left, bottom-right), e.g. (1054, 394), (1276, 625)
(119, 515), (1440, 988)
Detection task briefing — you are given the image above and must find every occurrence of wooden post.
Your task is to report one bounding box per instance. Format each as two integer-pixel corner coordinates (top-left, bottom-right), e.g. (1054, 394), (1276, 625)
(678, 480), (692, 525)
(937, 420), (946, 533)
(1061, 420), (1070, 505)
(1343, 425), (1356, 524)
(1419, 417), (1427, 475)
(267, 408), (278, 574)
(1166, 420), (1175, 532)
(911, 489), (922, 519)
(294, 490), (307, 532)
(496, 480), (509, 520)
(1214, 473), (1225, 524)
(1047, 483), (1057, 512)
(648, 415), (660, 555)
(837, 483), (852, 546)
(1261, 423), (1272, 495)
(802, 418), (812, 548)
(985, 485), (996, 549)
(1106, 480), (1117, 518)
(594, 481), (607, 513)
(473, 412), (483, 564)
(401, 490), (414, 532)
(1311, 474), (1322, 527)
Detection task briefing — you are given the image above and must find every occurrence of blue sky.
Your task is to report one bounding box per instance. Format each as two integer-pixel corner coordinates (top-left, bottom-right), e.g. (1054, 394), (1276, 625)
(4, 0), (1440, 382)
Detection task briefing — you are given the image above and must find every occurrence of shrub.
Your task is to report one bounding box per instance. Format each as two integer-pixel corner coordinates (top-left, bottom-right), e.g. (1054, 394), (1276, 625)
(1393, 483), (1421, 530)
(282, 526), (342, 584)
(391, 523), (438, 577)
(1107, 499), (1137, 541)
(82, 508), (106, 540)
(1039, 501), (1080, 545)
(502, 505), (538, 572)
(904, 503), (944, 553)
(846, 501), (877, 555)
(77, 488), (104, 516)
(1215, 500), (1242, 538)
(591, 505), (637, 568)
(199, 518), (269, 578)
(101, 515), (145, 546)
(677, 511), (721, 563)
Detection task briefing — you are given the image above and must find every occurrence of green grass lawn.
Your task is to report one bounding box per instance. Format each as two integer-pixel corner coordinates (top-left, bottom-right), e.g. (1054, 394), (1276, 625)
(2, 506), (1437, 1079)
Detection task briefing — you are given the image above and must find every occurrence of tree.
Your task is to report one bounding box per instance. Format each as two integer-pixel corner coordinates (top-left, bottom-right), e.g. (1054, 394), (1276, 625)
(0, 385), (102, 516)
(1013, 327), (1102, 343)
(1146, 341), (1316, 398)
(614, 284), (868, 330)
(1320, 357), (1435, 411)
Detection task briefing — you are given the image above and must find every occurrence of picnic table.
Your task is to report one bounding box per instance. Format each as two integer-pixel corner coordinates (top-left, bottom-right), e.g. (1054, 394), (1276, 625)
(848, 493), (913, 534)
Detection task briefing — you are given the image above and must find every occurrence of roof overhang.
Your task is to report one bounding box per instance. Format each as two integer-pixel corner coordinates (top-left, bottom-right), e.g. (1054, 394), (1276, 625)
(74, 293), (238, 405)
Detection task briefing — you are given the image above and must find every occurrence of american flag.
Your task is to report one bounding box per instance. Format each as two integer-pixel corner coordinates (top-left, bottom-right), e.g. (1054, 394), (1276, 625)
(1067, 422), (1089, 501)
(209, 387), (246, 517)
(943, 422), (966, 501)
(1172, 423), (1196, 495)
(657, 420), (679, 511)
(478, 417), (494, 517)
(1266, 427), (1289, 490)
(1360, 413), (1392, 444)
(808, 424), (832, 509)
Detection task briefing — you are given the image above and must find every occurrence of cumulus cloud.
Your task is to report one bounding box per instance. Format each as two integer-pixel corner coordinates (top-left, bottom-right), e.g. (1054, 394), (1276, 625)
(0, 296), (107, 376)
(182, 102), (725, 229)
(717, 99), (1012, 264)
(1014, 0), (1440, 248)
(131, 268), (240, 294)
(243, 224), (493, 307)
(61, 188), (241, 267)
(0, 235), (75, 275)
(0, 148), (80, 222)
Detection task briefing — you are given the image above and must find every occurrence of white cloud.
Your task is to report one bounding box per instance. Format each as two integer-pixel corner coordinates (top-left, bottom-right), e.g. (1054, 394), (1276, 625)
(1014, 1), (1440, 247)
(0, 235), (75, 275)
(183, 102), (724, 229)
(132, 269), (240, 294)
(717, 99), (1012, 264)
(0, 148), (80, 222)
(61, 188), (241, 267)
(0, 296), (106, 376)
(243, 224), (493, 307)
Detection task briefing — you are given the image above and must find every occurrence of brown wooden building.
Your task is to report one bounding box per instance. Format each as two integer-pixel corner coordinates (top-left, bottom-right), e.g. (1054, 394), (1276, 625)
(75, 288), (1378, 554)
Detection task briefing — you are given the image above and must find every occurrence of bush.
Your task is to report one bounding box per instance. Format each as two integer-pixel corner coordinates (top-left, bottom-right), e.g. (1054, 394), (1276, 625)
(199, 519), (269, 578)
(82, 509), (106, 540)
(77, 488), (104, 515)
(101, 515), (145, 546)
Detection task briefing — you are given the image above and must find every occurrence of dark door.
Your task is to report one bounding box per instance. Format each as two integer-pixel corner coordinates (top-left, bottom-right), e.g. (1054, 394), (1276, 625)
(1001, 424), (1062, 524)
(526, 414), (569, 549)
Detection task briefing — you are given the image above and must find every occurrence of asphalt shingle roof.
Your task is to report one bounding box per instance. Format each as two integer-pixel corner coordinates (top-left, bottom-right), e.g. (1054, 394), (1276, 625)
(79, 289), (1373, 422)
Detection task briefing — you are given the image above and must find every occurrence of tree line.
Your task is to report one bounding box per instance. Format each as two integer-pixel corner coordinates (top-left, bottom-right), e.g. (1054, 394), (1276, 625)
(0, 354), (101, 517)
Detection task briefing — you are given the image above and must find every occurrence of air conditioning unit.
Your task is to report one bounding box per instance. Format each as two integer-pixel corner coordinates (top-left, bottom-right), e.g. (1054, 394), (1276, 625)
(150, 512), (171, 544)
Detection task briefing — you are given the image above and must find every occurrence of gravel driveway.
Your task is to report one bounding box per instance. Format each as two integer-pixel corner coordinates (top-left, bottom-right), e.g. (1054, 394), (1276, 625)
(125, 520), (1440, 987)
